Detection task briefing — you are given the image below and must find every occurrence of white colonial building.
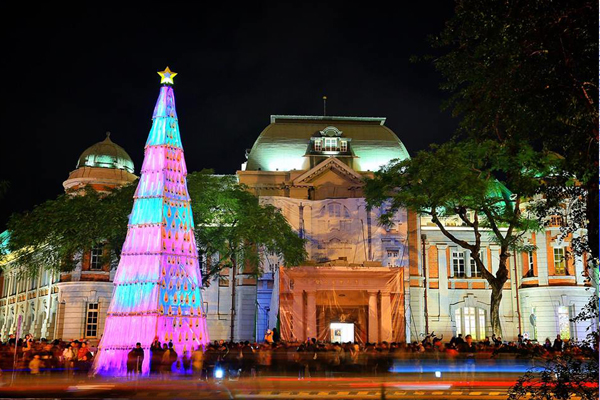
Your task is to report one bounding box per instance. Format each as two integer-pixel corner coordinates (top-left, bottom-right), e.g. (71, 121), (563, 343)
(0, 119), (595, 345)
(0, 133), (136, 343)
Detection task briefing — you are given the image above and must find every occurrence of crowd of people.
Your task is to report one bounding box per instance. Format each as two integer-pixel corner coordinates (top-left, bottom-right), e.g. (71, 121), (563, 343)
(0, 334), (95, 376)
(0, 329), (595, 379)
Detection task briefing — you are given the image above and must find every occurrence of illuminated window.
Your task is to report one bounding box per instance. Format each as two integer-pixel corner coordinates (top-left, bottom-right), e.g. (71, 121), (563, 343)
(557, 306), (570, 340)
(455, 307), (487, 340)
(90, 245), (104, 270)
(85, 303), (99, 337)
(452, 251), (465, 277)
(553, 248), (567, 275)
(549, 215), (564, 227)
(314, 139), (322, 152)
(340, 140), (348, 152)
(324, 137), (338, 151)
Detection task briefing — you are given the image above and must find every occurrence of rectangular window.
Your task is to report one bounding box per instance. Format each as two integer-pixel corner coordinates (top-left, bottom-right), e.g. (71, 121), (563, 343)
(11, 276), (16, 295)
(554, 248), (567, 275)
(340, 140), (348, 152)
(557, 306), (570, 340)
(387, 250), (399, 267)
(324, 138), (338, 151)
(525, 251), (535, 277)
(452, 251), (465, 278)
(550, 215), (564, 227)
(40, 269), (49, 287)
(470, 251), (483, 278)
(85, 303), (99, 338)
(29, 276), (37, 291)
(90, 245), (104, 270)
(314, 139), (322, 152)
(219, 277), (230, 287)
(455, 307), (486, 340)
(339, 220), (352, 231)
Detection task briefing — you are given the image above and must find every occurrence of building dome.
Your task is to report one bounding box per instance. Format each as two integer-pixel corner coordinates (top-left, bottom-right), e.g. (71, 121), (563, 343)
(76, 132), (134, 174)
(64, 132), (137, 193)
(244, 115), (410, 172)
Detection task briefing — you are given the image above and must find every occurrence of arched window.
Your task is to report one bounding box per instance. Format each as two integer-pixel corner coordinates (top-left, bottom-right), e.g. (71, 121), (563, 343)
(455, 307), (487, 340)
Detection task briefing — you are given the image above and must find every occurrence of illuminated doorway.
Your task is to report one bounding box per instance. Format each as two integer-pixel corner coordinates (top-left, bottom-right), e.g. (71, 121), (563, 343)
(330, 322), (354, 343)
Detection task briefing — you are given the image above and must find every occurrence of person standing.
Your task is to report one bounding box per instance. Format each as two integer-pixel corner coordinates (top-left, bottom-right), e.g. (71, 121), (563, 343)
(76, 342), (93, 375)
(264, 330), (274, 344)
(29, 354), (42, 375)
(161, 342), (177, 378)
(127, 343), (145, 377)
(62, 341), (78, 377)
(272, 328), (280, 343)
(191, 345), (204, 379)
(553, 335), (564, 352)
(150, 337), (163, 374)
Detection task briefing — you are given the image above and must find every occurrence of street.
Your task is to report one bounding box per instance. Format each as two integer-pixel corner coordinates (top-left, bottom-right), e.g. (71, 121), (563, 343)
(0, 373), (523, 399)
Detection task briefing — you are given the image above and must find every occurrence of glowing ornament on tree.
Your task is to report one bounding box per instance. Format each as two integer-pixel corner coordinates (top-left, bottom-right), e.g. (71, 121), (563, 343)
(93, 67), (209, 376)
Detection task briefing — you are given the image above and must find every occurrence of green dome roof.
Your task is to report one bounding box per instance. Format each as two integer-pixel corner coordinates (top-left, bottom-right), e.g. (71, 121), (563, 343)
(76, 132), (134, 173)
(245, 115), (410, 172)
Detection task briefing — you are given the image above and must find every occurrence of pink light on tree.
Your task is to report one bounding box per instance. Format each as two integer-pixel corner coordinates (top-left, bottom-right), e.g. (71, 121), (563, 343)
(93, 67), (209, 376)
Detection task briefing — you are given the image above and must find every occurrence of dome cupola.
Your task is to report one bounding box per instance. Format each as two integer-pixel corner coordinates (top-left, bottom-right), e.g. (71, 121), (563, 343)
(63, 132), (137, 193)
(76, 132), (135, 173)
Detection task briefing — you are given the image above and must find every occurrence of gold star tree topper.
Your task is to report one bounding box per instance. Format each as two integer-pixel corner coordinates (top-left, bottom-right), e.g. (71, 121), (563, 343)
(158, 66), (177, 85)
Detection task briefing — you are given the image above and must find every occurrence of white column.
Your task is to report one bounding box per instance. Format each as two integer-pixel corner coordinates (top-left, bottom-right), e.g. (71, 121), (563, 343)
(368, 290), (378, 343)
(292, 291), (304, 342)
(448, 247), (455, 278)
(305, 290), (317, 340)
(380, 291), (392, 342)
(465, 249), (472, 278)
(437, 245), (449, 318)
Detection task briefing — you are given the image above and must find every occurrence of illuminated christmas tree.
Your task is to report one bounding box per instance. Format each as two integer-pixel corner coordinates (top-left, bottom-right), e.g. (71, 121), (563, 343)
(94, 67), (209, 375)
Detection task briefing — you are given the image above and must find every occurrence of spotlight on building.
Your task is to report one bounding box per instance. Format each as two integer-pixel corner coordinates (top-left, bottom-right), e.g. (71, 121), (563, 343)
(435, 371), (442, 378)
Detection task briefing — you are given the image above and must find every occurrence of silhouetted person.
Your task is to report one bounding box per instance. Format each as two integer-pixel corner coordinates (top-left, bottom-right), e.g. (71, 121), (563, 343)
(127, 343), (144, 377)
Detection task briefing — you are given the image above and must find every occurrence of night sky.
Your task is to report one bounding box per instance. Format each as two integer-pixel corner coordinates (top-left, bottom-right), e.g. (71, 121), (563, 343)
(0, 3), (457, 229)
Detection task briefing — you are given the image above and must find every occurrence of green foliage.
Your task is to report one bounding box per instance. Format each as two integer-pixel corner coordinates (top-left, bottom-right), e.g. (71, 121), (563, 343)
(508, 355), (599, 400)
(1, 170), (306, 284)
(429, 0), (598, 259)
(365, 139), (555, 335)
(187, 171), (307, 284)
(366, 140), (551, 250)
(1, 184), (136, 277)
(431, 0), (597, 185)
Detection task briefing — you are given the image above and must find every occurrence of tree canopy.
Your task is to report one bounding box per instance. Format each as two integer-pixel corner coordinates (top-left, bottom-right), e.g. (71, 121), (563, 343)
(1, 170), (307, 283)
(365, 139), (555, 335)
(429, 0), (598, 259)
(187, 172), (307, 284)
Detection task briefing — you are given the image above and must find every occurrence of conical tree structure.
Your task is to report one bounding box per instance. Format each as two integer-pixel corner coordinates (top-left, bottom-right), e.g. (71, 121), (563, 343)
(94, 68), (209, 375)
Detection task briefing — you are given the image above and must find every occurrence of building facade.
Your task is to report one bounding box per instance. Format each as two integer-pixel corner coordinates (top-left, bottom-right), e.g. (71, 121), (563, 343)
(0, 133), (137, 343)
(0, 118), (594, 345)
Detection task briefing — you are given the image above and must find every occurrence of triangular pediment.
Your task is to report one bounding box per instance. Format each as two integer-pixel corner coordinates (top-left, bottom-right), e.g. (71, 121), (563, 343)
(292, 157), (364, 186)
